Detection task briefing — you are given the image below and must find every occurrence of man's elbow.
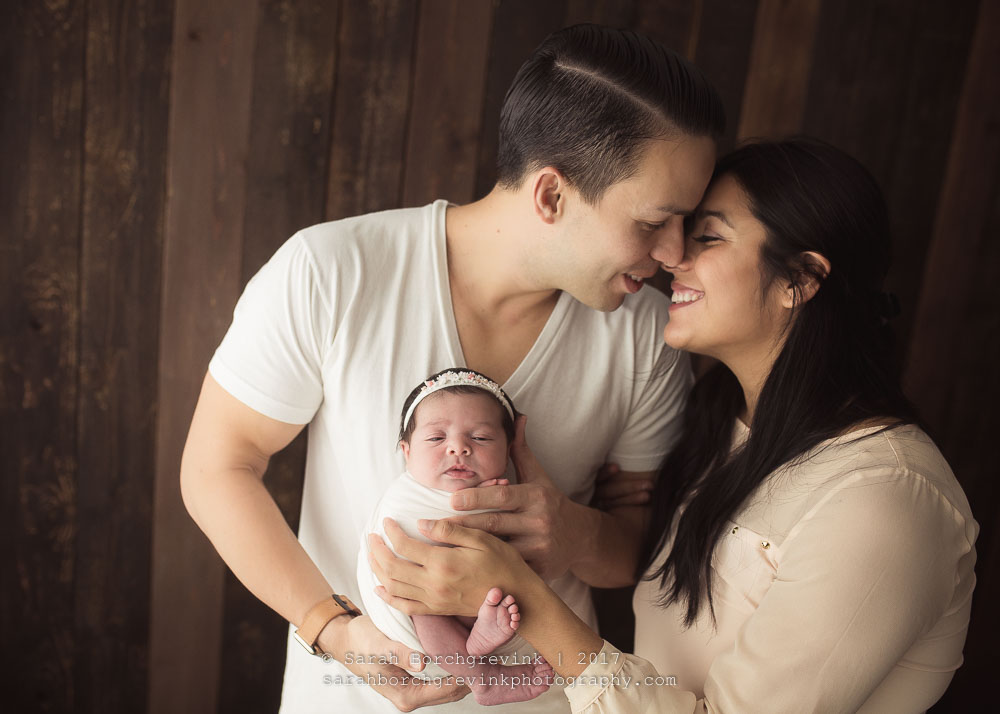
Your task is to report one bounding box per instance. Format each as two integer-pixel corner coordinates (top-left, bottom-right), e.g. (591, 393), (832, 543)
(179, 443), (205, 525)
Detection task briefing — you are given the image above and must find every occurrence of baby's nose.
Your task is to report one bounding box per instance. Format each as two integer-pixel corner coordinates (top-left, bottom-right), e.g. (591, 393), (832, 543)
(447, 439), (471, 455)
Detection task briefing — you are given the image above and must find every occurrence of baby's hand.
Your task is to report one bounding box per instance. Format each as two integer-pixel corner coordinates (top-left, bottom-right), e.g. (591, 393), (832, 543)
(475, 478), (509, 489)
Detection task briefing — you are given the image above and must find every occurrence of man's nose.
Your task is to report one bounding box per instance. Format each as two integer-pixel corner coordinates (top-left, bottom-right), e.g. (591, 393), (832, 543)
(650, 217), (685, 269)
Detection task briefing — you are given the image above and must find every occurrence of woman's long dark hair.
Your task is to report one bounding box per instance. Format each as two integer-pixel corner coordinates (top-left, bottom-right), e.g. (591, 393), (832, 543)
(638, 138), (919, 626)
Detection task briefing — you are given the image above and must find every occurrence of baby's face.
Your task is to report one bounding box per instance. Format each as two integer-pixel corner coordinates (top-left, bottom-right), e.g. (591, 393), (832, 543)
(402, 390), (509, 492)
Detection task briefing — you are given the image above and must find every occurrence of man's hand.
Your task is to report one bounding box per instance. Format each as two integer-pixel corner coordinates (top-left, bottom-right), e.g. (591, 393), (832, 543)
(591, 462), (655, 511)
(446, 416), (593, 580)
(318, 614), (468, 711)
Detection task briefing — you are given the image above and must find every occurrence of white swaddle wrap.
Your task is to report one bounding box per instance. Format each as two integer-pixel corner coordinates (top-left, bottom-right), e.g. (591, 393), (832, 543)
(356, 472), (536, 676)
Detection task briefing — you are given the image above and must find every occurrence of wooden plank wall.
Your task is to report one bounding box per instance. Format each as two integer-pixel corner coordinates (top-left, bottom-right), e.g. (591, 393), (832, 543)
(2, 1), (994, 711)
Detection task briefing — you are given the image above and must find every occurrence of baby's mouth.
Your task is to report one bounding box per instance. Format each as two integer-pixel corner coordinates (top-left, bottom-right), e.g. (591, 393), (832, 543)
(445, 465), (476, 479)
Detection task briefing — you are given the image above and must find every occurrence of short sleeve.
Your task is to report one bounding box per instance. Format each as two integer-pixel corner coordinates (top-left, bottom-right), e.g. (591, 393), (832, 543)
(209, 233), (332, 424)
(605, 342), (692, 473)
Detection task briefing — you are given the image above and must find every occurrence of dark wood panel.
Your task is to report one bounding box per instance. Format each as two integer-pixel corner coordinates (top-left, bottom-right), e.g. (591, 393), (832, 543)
(689, 0), (760, 152)
(634, 0), (698, 56)
(75, 0), (174, 712)
(474, 0), (568, 200)
(241, 0), (340, 274)
(905, 1), (999, 708)
(0, 2), (992, 711)
(401, 0), (494, 207)
(0, 1), (84, 711)
(802, 0), (921, 183)
(737, 0), (822, 138)
(217, 0), (339, 709)
(325, 0), (419, 219)
(801, 0), (978, 358)
(881, 0), (979, 355)
(564, 0), (637, 27)
(148, 2), (260, 713)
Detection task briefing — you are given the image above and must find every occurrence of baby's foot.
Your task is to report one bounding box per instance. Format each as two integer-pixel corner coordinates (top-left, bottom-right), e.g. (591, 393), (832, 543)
(466, 587), (520, 657)
(470, 660), (553, 706)
(532, 657), (554, 682)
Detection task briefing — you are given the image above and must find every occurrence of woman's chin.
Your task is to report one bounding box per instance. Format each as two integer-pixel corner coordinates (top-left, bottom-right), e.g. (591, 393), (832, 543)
(662, 324), (689, 350)
(663, 326), (716, 360)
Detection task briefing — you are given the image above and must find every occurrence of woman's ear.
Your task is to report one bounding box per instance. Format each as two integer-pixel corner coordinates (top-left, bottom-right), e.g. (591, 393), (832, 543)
(782, 251), (831, 308)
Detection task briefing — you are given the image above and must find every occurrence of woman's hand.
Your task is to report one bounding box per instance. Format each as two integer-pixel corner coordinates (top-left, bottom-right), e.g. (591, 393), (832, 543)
(368, 517), (539, 618)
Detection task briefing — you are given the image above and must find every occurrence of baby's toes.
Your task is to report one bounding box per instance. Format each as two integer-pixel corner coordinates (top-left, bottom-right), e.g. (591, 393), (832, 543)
(534, 662), (554, 682)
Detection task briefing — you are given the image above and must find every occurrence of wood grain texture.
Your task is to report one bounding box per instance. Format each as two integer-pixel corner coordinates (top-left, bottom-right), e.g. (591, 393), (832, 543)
(149, 2), (259, 713)
(634, 0), (698, 56)
(0, 1), (84, 710)
(905, 4), (999, 705)
(564, 0), (637, 27)
(474, 0), (568, 199)
(75, 0), (174, 711)
(325, 0), (419, 219)
(878, 0), (979, 354)
(1, 2), (995, 710)
(402, 0), (494, 207)
(737, 0), (822, 139)
(803, 0), (921, 183)
(801, 0), (977, 358)
(217, 1), (339, 709)
(689, 0), (759, 152)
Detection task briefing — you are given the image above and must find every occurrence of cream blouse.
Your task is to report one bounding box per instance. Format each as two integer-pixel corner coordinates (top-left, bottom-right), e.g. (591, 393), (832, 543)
(564, 423), (977, 713)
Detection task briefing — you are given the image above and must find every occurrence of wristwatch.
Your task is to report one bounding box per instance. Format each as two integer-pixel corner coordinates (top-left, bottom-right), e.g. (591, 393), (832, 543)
(293, 594), (361, 656)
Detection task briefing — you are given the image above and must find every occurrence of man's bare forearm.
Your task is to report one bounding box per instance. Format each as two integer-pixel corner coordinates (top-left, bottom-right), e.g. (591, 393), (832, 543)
(181, 460), (333, 627)
(180, 374), (334, 629)
(564, 499), (647, 587)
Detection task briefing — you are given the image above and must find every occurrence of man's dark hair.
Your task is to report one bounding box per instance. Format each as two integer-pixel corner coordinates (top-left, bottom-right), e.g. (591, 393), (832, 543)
(496, 24), (726, 203)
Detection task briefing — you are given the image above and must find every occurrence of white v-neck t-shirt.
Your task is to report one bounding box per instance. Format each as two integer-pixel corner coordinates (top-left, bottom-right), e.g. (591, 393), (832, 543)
(209, 200), (691, 713)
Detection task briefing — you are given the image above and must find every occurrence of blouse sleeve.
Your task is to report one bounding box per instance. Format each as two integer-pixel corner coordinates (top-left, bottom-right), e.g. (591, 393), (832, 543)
(564, 641), (704, 713)
(564, 465), (975, 713)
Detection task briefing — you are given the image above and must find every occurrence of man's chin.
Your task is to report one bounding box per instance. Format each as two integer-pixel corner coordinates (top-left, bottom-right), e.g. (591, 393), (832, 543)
(567, 287), (626, 313)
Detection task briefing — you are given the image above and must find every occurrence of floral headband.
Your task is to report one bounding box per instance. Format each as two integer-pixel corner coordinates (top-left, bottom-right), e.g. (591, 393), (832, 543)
(403, 370), (515, 429)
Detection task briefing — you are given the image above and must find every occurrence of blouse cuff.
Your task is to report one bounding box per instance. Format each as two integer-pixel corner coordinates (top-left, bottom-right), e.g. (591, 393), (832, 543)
(563, 641), (630, 710)
(563, 640), (700, 713)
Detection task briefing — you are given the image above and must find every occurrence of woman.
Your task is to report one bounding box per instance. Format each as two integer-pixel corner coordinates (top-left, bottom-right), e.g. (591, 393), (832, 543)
(368, 138), (977, 712)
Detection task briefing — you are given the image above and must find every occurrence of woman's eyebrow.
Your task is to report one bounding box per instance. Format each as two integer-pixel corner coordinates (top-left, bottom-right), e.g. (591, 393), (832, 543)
(698, 209), (734, 228)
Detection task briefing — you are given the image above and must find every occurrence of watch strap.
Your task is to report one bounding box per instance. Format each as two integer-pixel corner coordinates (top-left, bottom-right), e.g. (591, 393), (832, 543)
(293, 594), (361, 655)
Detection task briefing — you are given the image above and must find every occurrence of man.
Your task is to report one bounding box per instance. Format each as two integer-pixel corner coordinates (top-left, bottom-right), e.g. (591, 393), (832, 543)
(181, 24), (722, 713)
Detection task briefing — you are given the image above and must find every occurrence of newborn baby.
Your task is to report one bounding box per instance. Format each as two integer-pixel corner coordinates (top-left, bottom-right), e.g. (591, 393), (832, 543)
(357, 369), (552, 705)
